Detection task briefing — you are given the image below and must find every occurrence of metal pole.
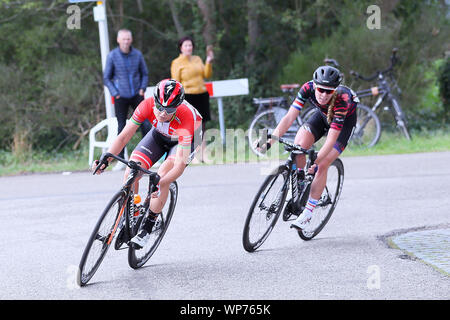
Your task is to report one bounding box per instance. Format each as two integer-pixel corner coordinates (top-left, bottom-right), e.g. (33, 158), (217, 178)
(217, 97), (226, 145)
(94, 1), (114, 119)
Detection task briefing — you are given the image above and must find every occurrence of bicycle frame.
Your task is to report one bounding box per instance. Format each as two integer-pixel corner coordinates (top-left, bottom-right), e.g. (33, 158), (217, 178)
(356, 73), (394, 114)
(252, 84), (300, 115)
(273, 137), (317, 210)
(95, 152), (160, 248)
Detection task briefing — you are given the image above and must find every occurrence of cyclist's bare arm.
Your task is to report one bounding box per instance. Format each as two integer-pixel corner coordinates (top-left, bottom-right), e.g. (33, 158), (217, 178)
(108, 121), (139, 157)
(91, 121), (139, 173)
(267, 107), (300, 145)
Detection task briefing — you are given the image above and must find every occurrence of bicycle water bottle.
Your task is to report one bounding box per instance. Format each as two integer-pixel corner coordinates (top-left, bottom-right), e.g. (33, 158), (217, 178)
(133, 194), (141, 204)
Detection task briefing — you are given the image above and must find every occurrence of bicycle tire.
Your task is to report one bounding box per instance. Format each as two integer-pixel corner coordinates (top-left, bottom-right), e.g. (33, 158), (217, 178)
(78, 190), (128, 286)
(248, 107), (302, 157)
(243, 165), (289, 252)
(298, 158), (344, 241)
(349, 104), (381, 148)
(128, 181), (178, 269)
(391, 98), (411, 140)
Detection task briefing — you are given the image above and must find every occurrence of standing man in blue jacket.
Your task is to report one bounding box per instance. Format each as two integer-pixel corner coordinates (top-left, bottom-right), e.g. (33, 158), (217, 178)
(104, 28), (151, 163)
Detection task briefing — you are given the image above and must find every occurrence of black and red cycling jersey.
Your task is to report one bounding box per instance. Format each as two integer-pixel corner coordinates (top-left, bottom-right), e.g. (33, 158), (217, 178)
(291, 81), (358, 131)
(131, 97), (202, 147)
(129, 97), (203, 169)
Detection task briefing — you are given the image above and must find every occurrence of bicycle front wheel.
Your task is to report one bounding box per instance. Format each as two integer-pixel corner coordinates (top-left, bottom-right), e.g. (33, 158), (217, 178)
(128, 181), (178, 269)
(349, 104), (381, 148)
(78, 190), (128, 286)
(248, 107), (302, 157)
(243, 165), (289, 252)
(298, 158), (344, 241)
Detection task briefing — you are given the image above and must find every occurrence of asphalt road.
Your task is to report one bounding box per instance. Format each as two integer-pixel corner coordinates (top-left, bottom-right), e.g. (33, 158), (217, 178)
(0, 152), (449, 299)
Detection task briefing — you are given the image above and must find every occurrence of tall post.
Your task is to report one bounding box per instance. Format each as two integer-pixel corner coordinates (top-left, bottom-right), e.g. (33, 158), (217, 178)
(93, 1), (114, 119)
(217, 97), (226, 145)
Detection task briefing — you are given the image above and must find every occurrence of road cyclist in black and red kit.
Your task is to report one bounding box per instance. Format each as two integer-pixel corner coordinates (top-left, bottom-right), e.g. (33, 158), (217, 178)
(258, 65), (359, 231)
(92, 79), (202, 249)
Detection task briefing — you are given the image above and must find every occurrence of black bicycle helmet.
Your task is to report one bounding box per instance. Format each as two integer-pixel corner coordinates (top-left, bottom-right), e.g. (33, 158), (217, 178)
(153, 79), (185, 109)
(313, 66), (343, 89)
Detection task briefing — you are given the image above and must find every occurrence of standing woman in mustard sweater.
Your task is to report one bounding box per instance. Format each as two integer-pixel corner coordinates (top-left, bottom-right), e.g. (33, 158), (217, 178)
(171, 36), (214, 162)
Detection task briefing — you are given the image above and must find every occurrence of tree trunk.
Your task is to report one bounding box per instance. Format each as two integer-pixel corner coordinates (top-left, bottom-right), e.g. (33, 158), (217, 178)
(247, 0), (259, 66)
(197, 0), (216, 46)
(380, 0), (400, 14)
(118, 0), (123, 28)
(136, 0), (144, 51)
(169, 0), (185, 38)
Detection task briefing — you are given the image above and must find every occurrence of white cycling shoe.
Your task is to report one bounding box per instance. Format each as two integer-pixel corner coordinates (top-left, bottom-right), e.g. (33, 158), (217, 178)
(290, 210), (312, 230)
(130, 218), (155, 249)
(130, 229), (151, 249)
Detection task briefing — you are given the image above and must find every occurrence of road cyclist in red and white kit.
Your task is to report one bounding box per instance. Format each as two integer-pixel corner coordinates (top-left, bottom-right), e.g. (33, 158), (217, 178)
(92, 79), (202, 249)
(258, 65), (358, 231)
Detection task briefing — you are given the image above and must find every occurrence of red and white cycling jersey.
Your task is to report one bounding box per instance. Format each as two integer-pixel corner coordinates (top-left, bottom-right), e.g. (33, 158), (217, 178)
(131, 97), (202, 147)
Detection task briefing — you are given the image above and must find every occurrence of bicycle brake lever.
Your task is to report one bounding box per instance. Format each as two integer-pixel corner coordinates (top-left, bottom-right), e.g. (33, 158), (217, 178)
(93, 158), (109, 175)
(151, 174), (161, 188)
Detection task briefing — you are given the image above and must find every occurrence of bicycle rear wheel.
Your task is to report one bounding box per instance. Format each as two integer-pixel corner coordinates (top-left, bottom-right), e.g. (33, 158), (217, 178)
(248, 107), (302, 157)
(128, 181), (178, 269)
(298, 158), (344, 241)
(243, 165), (289, 252)
(78, 190), (128, 286)
(348, 104), (381, 148)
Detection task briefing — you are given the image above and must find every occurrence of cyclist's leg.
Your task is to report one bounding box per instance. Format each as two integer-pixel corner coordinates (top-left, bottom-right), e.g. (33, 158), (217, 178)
(149, 154), (175, 213)
(309, 149), (340, 199)
(295, 109), (327, 169)
(126, 128), (169, 194)
(310, 113), (356, 199)
(149, 126), (200, 212)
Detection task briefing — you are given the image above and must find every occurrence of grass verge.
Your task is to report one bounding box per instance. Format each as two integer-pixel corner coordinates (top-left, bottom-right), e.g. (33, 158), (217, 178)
(0, 129), (449, 177)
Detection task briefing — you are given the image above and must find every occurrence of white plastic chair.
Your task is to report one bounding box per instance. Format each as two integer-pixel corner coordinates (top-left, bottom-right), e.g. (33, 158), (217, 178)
(88, 117), (127, 165)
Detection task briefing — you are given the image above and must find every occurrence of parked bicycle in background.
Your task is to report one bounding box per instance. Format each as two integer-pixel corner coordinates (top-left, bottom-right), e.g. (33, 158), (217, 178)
(326, 48), (410, 143)
(248, 84), (303, 157)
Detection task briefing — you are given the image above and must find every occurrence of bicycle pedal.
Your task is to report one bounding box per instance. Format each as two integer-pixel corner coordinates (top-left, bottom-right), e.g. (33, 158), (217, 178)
(115, 243), (129, 250)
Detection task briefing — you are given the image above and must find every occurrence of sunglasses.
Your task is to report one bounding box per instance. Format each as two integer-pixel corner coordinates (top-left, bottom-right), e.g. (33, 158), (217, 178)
(154, 104), (177, 115)
(316, 87), (335, 94)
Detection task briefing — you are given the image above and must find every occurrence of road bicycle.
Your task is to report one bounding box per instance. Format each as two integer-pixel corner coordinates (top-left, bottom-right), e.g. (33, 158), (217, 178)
(77, 152), (178, 286)
(248, 84), (304, 157)
(242, 134), (344, 252)
(326, 48), (410, 144)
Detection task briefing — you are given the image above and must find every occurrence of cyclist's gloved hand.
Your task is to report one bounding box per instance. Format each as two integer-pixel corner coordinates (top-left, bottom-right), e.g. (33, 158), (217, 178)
(92, 157), (109, 175)
(308, 164), (318, 175)
(255, 139), (272, 154)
